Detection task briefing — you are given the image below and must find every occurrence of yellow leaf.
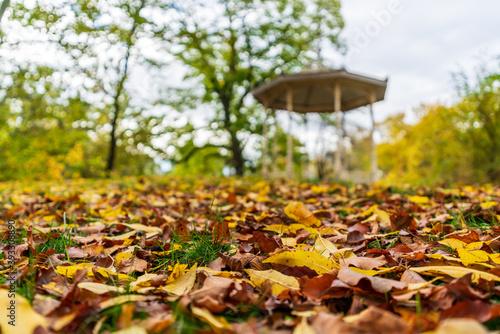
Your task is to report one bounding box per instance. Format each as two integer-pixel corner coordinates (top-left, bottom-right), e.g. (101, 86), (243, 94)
(55, 263), (93, 277)
(100, 206), (125, 219)
(55, 263), (135, 282)
(290, 224), (319, 234)
(457, 248), (490, 266)
(281, 238), (297, 247)
(293, 317), (316, 334)
(318, 227), (342, 235)
(284, 202), (321, 227)
(198, 267), (241, 278)
(245, 269), (299, 295)
(116, 222), (162, 234)
(51, 312), (76, 331)
(410, 266), (500, 283)
(438, 238), (466, 250)
(78, 282), (125, 294)
(113, 326), (149, 334)
(152, 244), (183, 256)
(480, 201), (498, 209)
(263, 250), (338, 274)
(191, 306), (232, 332)
(129, 273), (157, 291)
(99, 295), (159, 310)
(360, 204), (378, 217)
(310, 185), (327, 194)
(349, 268), (378, 276)
(263, 224), (318, 235)
(167, 262), (189, 283)
(41, 281), (65, 295)
(375, 209), (391, 225)
(264, 224), (290, 234)
(255, 211), (269, 222)
(0, 289), (47, 334)
(160, 264), (198, 295)
(94, 267), (135, 282)
(408, 195), (429, 204)
(115, 252), (133, 265)
(313, 235), (339, 257)
(488, 253), (500, 264)
(331, 249), (356, 261)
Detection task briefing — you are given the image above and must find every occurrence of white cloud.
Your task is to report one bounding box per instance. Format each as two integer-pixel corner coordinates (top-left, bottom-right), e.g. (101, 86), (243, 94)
(333, 0), (500, 127)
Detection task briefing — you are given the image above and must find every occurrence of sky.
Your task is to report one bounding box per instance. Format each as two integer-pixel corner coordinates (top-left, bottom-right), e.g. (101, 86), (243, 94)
(330, 0), (500, 127)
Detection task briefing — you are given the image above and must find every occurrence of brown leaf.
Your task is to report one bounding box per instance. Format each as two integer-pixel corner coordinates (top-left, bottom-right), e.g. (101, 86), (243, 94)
(347, 231), (365, 244)
(302, 274), (349, 300)
(338, 266), (407, 294)
(440, 300), (492, 322)
(447, 230), (480, 243)
(346, 306), (413, 334)
(400, 270), (427, 284)
(339, 256), (386, 270)
(390, 208), (417, 231)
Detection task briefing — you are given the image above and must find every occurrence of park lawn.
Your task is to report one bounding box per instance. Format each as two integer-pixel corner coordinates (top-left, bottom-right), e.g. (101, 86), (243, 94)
(1, 177), (500, 333)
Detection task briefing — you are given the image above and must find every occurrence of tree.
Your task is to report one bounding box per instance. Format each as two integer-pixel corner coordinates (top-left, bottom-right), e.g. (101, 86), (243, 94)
(378, 64), (500, 185)
(7, 0), (173, 175)
(164, 0), (344, 175)
(455, 71), (500, 181)
(0, 66), (93, 180)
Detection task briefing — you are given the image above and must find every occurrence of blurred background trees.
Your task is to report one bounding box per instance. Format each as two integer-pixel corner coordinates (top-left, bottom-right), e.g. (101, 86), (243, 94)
(0, 0), (499, 184)
(378, 68), (500, 185)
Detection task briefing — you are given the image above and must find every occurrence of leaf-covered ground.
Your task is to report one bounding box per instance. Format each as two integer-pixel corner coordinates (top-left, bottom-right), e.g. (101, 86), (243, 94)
(2, 178), (500, 333)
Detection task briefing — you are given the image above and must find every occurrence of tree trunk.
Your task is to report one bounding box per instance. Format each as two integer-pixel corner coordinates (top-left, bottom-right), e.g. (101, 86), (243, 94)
(106, 99), (121, 174)
(105, 0), (145, 175)
(230, 131), (245, 176)
(0, 0), (10, 23)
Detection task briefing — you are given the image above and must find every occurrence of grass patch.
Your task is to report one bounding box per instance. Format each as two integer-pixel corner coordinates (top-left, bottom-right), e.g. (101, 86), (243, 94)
(170, 302), (209, 334)
(221, 304), (261, 323)
(153, 206), (232, 270)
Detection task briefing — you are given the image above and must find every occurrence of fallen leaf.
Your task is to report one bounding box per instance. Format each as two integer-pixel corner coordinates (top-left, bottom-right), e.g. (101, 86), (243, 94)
(245, 269), (299, 295)
(390, 208), (417, 231)
(78, 282), (125, 294)
(293, 317), (316, 334)
(0, 289), (47, 334)
(99, 295), (159, 310)
(410, 266), (500, 283)
(160, 264), (198, 295)
(191, 306), (232, 332)
(263, 250), (338, 274)
(313, 234), (339, 257)
(457, 248), (489, 266)
(284, 202), (321, 227)
(338, 266), (407, 293)
(434, 318), (489, 334)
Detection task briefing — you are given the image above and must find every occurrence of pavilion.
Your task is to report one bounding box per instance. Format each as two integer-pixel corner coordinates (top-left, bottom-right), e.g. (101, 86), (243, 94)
(251, 68), (388, 182)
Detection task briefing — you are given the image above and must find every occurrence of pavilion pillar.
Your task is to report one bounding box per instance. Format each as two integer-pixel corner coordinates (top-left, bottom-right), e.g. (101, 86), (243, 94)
(333, 82), (343, 180)
(369, 90), (377, 183)
(286, 88), (293, 179)
(272, 111), (279, 178)
(262, 106), (270, 178)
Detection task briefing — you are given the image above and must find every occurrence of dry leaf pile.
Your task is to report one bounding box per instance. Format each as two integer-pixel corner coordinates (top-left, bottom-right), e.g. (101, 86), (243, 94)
(1, 178), (500, 333)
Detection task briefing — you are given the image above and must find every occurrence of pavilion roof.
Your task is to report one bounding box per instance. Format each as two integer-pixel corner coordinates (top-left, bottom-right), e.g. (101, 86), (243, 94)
(251, 68), (388, 113)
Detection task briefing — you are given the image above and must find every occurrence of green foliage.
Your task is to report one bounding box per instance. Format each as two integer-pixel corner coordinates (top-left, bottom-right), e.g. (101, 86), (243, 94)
(164, 0), (344, 175)
(1, 0), (172, 179)
(378, 67), (500, 185)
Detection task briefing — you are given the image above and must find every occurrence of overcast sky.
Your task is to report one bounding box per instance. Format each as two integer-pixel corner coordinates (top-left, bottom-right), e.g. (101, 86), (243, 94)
(331, 0), (500, 126)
